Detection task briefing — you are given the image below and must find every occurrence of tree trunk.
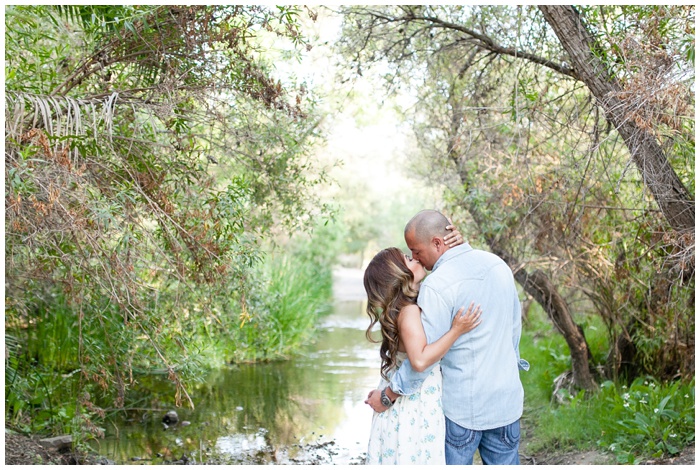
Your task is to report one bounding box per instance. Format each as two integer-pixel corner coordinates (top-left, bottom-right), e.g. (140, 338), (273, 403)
(447, 149), (599, 392)
(538, 5), (695, 234)
(490, 242), (599, 392)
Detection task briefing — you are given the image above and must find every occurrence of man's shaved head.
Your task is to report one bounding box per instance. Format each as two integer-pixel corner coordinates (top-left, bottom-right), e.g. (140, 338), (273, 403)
(404, 210), (449, 243)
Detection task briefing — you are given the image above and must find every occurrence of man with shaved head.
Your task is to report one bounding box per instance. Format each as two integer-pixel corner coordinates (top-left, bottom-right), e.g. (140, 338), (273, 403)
(366, 209), (529, 465)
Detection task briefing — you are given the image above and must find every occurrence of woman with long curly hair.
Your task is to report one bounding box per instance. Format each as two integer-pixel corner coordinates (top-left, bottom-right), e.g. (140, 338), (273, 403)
(363, 244), (482, 465)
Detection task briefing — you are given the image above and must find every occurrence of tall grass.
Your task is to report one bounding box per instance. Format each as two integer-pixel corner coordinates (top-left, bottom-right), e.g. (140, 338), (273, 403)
(225, 252), (333, 362)
(5, 294), (109, 438)
(520, 302), (695, 462)
(223, 225), (338, 363)
(5, 223), (340, 438)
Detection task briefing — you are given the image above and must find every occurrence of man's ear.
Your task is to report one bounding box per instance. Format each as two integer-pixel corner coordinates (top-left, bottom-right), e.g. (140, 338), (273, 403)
(431, 236), (444, 250)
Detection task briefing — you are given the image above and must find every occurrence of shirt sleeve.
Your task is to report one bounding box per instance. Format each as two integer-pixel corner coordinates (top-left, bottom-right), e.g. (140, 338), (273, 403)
(512, 286), (530, 371)
(388, 284), (452, 395)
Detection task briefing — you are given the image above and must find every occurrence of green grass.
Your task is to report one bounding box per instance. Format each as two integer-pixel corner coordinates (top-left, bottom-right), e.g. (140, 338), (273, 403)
(596, 377), (695, 463)
(519, 304), (695, 462)
(5, 232), (337, 437)
(230, 251), (333, 361)
(205, 229), (336, 364)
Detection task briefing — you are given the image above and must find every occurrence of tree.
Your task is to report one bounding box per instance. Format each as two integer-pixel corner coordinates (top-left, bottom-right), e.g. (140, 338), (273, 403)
(5, 4), (328, 426)
(417, 43), (598, 392)
(538, 5), (694, 234)
(336, 5), (694, 387)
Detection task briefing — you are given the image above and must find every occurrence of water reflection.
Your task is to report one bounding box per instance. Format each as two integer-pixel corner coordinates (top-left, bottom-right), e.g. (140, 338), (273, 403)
(98, 297), (380, 464)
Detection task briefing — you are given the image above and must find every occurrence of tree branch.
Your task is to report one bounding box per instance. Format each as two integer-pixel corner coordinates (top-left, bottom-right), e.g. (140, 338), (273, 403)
(413, 14), (579, 79)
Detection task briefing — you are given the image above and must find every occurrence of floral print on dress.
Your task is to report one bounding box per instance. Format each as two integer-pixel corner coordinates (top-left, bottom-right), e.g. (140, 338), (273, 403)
(366, 353), (445, 465)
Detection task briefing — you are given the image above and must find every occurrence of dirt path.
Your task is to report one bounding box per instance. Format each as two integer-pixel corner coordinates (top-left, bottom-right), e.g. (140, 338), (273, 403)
(332, 266), (367, 301)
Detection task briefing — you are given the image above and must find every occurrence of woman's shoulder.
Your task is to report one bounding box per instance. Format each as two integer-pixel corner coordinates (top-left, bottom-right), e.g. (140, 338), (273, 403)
(400, 302), (420, 313)
(398, 303), (421, 323)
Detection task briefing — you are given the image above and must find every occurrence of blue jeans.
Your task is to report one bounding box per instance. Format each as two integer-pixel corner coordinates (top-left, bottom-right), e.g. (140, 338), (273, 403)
(444, 417), (521, 465)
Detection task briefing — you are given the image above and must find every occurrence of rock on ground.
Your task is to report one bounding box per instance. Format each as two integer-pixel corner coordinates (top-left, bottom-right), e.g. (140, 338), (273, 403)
(5, 431), (72, 465)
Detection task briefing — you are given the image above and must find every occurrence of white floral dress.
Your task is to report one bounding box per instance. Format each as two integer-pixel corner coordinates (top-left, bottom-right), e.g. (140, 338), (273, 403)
(366, 352), (445, 465)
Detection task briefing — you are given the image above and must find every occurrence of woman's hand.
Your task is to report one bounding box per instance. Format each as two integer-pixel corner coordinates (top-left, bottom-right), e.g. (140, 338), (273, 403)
(450, 302), (482, 334)
(443, 218), (465, 247)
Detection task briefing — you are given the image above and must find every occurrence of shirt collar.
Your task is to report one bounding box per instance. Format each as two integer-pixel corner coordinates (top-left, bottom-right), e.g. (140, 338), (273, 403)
(432, 242), (472, 272)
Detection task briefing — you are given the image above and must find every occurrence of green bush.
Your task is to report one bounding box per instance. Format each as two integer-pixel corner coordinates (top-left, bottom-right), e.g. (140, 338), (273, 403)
(520, 307), (607, 454)
(225, 223), (339, 362)
(597, 377), (695, 463)
(4, 221), (340, 436)
(520, 304), (694, 462)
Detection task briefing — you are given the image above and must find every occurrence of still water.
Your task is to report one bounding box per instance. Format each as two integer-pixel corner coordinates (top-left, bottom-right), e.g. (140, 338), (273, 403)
(97, 268), (380, 464)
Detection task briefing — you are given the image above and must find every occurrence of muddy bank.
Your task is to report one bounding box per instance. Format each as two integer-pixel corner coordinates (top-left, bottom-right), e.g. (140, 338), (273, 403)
(6, 429), (694, 465)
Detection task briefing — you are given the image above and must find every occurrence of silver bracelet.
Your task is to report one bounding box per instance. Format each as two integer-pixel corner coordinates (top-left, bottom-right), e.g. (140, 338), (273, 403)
(380, 388), (395, 408)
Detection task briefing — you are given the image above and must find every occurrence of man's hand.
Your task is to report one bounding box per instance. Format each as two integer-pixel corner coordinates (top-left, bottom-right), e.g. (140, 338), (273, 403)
(365, 389), (389, 413)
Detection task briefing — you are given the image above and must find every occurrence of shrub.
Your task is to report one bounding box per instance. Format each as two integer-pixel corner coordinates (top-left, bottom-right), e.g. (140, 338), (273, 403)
(597, 377), (695, 463)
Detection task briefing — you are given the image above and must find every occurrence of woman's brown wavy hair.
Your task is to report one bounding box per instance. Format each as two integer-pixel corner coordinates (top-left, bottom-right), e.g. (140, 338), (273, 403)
(363, 247), (419, 380)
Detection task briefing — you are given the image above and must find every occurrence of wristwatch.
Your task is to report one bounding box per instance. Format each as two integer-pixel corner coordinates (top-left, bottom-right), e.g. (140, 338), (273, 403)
(380, 387), (395, 408)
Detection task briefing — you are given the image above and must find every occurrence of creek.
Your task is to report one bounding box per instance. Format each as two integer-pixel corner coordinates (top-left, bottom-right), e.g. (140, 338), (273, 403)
(96, 268), (379, 464)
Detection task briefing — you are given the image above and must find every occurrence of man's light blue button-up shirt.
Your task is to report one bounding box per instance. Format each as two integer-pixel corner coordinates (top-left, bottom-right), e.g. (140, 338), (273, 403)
(389, 243), (529, 431)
